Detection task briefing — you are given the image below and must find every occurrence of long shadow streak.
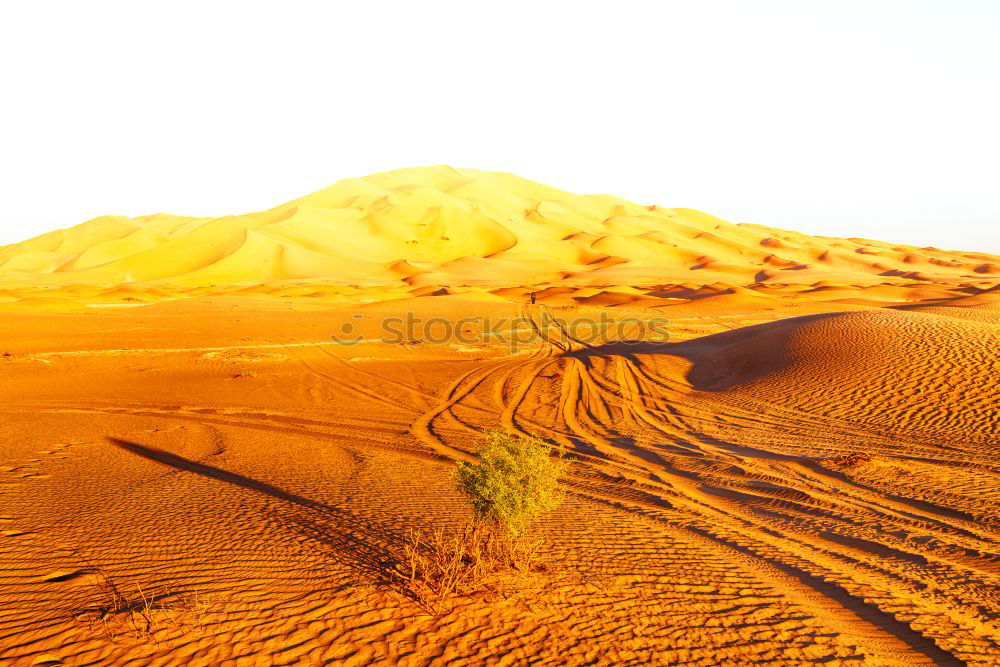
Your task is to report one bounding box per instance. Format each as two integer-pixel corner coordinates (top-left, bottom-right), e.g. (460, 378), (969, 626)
(111, 438), (334, 512)
(108, 438), (415, 596)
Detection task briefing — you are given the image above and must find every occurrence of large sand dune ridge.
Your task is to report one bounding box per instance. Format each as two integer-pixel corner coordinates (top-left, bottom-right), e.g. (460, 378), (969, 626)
(2, 167), (998, 299)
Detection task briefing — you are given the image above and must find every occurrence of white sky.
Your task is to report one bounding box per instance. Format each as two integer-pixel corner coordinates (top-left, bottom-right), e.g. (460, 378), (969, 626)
(1, 1), (997, 252)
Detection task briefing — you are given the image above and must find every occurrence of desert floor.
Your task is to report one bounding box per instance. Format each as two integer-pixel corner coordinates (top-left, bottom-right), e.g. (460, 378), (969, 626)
(0, 286), (998, 667)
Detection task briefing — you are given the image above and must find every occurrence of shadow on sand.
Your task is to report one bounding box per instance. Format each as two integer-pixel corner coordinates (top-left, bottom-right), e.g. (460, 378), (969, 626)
(108, 438), (414, 596)
(565, 311), (844, 391)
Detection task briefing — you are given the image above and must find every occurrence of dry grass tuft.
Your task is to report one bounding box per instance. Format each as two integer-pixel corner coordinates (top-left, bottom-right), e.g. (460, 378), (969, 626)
(74, 570), (215, 643)
(825, 452), (874, 469)
(75, 570), (175, 643)
(394, 523), (546, 613)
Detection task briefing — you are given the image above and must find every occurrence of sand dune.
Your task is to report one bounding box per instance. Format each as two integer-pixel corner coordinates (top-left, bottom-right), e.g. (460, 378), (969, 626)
(683, 309), (999, 437)
(1, 169), (999, 664)
(1, 167), (997, 305)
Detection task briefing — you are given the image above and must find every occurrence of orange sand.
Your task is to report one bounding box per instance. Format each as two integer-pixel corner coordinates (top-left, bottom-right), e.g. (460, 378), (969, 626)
(1, 168), (998, 665)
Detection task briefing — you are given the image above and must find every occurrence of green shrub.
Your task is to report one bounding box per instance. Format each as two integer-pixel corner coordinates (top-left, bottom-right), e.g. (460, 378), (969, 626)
(454, 431), (568, 536)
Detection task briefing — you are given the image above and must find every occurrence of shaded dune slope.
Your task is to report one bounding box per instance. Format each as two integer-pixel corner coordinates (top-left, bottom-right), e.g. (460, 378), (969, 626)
(680, 308), (999, 439)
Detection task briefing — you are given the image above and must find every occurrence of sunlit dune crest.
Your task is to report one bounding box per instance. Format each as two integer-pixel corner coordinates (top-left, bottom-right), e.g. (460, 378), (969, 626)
(1, 167), (997, 306)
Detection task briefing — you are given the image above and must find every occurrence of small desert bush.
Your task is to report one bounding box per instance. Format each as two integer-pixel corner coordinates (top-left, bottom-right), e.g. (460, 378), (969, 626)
(395, 432), (567, 612)
(454, 431), (568, 536)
